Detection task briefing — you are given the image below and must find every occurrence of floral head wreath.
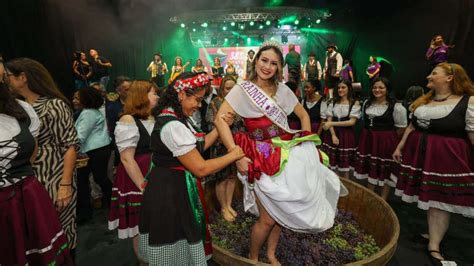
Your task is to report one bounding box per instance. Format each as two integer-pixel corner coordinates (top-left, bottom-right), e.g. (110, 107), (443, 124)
(173, 73), (210, 93)
(260, 40), (283, 53)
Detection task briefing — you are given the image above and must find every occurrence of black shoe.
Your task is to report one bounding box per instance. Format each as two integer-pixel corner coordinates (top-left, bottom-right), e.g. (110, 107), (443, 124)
(427, 250), (444, 266)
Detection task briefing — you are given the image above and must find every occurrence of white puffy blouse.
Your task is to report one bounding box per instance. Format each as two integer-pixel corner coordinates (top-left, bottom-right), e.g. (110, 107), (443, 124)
(413, 99), (474, 131)
(327, 102), (361, 119)
(114, 119), (155, 153)
(364, 102), (408, 128)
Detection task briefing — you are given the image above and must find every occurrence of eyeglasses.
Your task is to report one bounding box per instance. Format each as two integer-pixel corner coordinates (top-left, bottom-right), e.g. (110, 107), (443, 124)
(186, 91), (204, 103)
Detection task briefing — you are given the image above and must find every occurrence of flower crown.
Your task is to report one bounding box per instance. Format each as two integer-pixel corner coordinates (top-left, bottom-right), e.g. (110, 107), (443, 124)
(260, 40), (283, 53)
(174, 73), (209, 93)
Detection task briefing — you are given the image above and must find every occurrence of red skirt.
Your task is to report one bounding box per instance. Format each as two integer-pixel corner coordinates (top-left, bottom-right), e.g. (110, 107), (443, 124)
(354, 129), (400, 186)
(234, 132), (285, 183)
(0, 176), (72, 266)
(109, 153), (150, 239)
(322, 127), (357, 172)
(395, 130), (474, 216)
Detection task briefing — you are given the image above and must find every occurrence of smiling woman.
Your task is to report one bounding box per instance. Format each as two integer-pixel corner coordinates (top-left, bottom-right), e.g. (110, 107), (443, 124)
(138, 72), (244, 265)
(214, 41), (346, 265)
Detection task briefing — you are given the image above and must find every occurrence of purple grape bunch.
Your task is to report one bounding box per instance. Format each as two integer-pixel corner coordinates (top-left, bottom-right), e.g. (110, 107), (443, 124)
(209, 201), (380, 265)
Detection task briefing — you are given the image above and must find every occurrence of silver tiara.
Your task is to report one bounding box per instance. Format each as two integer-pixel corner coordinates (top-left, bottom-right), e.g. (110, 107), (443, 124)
(260, 40), (283, 53)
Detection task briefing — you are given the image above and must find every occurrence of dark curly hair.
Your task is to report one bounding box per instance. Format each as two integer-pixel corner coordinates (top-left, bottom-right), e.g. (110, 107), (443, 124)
(305, 79), (322, 94)
(152, 72), (208, 119)
(366, 77), (396, 108)
(78, 86), (104, 109)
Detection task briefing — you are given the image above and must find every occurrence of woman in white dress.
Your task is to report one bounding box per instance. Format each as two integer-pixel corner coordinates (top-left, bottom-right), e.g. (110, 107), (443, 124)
(214, 41), (344, 265)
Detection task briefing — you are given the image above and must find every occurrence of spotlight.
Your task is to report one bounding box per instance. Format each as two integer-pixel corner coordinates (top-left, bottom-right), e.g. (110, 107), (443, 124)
(201, 22), (208, 28)
(270, 36), (275, 40)
(266, 20), (271, 26)
(259, 24), (264, 29)
(224, 38), (228, 42)
(180, 23), (185, 28)
(297, 36), (301, 40)
(231, 22), (236, 26)
(192, 28), (196, 32)
(316, 19), (321, 24)
(294, 19), (299, 25)
(249, 21), (255, 26)
(240, 24), (245, 30)
(247, 37), (251, 43)
(222, 25), (227, 31)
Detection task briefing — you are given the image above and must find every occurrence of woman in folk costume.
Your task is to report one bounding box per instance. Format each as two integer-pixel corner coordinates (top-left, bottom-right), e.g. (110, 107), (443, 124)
(168, 56), (189, 84)
(138, 72), (244, 265)
(108, 81), (159, 264)
(214, 41), (346, 265)
(321, 80), (361, 179)
(353, 77), (407, 201)
(0, 63), (73, 265)
(211, 57), (224, 87)
(393, 63), (474, 264)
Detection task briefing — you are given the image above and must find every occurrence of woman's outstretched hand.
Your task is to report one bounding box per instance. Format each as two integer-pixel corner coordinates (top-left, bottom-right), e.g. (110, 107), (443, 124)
(221, 112), (234, 126)
(229, 145), (245, 161)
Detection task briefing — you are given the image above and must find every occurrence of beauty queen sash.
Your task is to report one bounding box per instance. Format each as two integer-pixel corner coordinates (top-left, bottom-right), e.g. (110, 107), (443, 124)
(238, 81), (300, 134)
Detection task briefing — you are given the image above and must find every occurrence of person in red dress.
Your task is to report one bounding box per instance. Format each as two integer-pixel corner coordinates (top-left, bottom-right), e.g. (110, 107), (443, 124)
(214, 41), (344, 265)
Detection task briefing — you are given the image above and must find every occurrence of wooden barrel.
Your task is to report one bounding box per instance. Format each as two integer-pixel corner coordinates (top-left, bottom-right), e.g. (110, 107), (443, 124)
(211, 178), (400, 266)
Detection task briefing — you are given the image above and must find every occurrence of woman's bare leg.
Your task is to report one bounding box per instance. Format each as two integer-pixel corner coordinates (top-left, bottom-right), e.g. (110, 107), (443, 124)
(427, 208), (450, 260)
(225, 177), (237, 217)
(249, 197), (278, 263)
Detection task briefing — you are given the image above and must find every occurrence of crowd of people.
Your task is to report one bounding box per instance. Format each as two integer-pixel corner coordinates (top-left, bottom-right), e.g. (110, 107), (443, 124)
(0, 33), (472, 266)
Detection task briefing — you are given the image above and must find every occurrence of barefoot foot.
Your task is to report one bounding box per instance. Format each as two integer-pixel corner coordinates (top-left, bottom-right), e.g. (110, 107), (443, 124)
(221, 209), (235, 222)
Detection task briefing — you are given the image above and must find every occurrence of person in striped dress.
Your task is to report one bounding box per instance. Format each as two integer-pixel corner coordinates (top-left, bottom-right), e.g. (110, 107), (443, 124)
(6, 58), (79, 258)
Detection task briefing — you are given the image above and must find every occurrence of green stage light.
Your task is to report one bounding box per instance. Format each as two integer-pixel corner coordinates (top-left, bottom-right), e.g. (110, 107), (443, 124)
(222, 26), (227, 30)
(201, 22), (208, 27)
(192, 28), (196, 32)
(294, 19), (299, 25)
(316, 19), (321, 24)
(250, 21), (255, 26)
(198, 39), (201, 42)
(240, 24), (245, 30)
(259, 24), (264, 29)
(224, 38), (228, 42)
(247, 37), (251, 42)
(270, 36), (275, 40)
(231, 22), (236, 26)
(180, 23), (185, 28)
(266, 20), (271, 26)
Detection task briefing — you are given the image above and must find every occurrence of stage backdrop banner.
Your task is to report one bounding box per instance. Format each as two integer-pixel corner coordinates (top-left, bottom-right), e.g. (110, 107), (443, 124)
(199, 45), (301, 78)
